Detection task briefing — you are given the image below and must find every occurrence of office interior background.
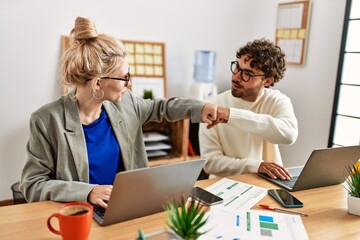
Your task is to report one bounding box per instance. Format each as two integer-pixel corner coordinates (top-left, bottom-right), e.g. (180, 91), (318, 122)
(0, 0), (351, 201)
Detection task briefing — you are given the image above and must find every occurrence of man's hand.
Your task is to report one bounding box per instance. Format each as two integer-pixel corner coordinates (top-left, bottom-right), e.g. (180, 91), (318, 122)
(258, 162), (292, 180)
(206, 106), (230, 129)
(88, 185), (113, 208)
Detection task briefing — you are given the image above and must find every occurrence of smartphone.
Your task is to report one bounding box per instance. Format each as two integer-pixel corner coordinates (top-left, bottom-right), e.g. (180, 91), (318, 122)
(268, 189), (303, 208)
(190, 187), (223, 206)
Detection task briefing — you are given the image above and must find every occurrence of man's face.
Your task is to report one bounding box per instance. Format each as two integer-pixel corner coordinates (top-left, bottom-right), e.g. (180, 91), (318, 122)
(231, 55), (272, 102)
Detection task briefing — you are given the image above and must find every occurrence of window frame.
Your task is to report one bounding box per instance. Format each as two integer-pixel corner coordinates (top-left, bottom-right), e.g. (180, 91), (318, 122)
(328, 0), (360, 147)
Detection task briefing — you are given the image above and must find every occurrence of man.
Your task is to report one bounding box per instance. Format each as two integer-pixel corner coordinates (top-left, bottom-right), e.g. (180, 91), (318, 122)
(199, 38), (298, 180)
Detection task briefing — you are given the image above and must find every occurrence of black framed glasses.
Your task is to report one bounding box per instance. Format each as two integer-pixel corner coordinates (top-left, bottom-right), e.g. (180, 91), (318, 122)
(101, 70), (131, 87)
(230, 61), (265, 82)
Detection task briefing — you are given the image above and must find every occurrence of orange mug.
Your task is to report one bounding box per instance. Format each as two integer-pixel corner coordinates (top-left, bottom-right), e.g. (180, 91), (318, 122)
(47, 202), (93, 240)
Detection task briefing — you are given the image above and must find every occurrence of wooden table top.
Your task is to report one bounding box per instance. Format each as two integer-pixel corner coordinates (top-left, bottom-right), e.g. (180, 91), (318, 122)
(1, 173), (360, 240)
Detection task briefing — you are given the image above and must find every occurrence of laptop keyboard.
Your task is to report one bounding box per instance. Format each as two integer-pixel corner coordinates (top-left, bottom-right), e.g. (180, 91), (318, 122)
(94, 205), (106, 220)
(275, 176), (299, 188)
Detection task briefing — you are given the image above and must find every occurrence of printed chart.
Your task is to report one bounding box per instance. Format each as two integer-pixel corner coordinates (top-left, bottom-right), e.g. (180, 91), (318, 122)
(199, 209), (308, 240)
(205, 178), (267, 211)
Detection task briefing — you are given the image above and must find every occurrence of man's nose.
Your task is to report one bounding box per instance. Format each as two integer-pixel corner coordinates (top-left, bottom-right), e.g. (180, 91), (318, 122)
(232, 71), (242, 81)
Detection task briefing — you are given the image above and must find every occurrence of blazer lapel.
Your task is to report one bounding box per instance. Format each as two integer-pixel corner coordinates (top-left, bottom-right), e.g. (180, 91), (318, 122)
(63, 93), (89, 182)
(103, 101), (133, 170)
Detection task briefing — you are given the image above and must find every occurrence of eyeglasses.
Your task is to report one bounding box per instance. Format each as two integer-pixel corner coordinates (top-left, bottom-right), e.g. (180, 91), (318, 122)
(230, 61), (265, 82)
(101, 70), (131, 87)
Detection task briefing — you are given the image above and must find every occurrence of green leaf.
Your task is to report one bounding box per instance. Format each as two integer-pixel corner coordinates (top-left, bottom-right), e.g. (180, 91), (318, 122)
(344, 164), (360, 198)
(164, 197), (210, 239)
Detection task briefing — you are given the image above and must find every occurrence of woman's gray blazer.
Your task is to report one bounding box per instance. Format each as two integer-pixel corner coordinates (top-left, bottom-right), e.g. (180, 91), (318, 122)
(20, 90), (204, 203)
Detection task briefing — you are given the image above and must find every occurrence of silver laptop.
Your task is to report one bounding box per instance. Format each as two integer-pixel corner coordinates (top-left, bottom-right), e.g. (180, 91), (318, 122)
(258, 146), (360, 192)
(93, 159), (205, 226)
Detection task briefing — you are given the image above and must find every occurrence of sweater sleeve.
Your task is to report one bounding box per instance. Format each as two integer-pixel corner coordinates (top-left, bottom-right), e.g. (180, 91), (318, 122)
(199, 122), (263, 177)
(227, 95), (298, 144)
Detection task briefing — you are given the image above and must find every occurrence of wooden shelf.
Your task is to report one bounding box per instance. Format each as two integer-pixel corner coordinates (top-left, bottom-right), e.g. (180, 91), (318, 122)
(144, 119), (190, 166)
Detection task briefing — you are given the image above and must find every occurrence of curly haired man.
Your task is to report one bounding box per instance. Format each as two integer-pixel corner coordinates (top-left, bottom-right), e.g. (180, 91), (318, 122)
(199, 38), (298, 180)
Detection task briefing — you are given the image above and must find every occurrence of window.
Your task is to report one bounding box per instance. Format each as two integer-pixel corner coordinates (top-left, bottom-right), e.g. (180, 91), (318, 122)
(329, 0), (360, 147)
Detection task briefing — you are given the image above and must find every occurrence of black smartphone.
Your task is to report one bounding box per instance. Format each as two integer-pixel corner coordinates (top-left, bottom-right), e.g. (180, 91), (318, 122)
(190, 187), (223, 206)
(268, 189), (304, 208)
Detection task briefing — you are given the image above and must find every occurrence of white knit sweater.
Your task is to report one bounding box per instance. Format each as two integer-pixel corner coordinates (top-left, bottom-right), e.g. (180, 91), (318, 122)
(199, 88), (298, 178)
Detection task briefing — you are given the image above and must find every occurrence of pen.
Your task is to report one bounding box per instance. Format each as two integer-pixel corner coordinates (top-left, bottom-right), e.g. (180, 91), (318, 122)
(259, 204), (308, 217)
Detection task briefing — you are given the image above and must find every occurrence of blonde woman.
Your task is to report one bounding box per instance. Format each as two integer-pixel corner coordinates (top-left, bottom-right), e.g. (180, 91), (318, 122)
(20, 17), (222, 208)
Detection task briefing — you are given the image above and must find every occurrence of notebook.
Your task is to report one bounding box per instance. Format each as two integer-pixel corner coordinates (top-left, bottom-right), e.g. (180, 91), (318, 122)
(258, 145), (360, 192)
(93, 159), (205, 226)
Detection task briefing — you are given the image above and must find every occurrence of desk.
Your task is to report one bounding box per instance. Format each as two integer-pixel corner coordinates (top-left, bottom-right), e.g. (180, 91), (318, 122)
(1, 174), (360, 240)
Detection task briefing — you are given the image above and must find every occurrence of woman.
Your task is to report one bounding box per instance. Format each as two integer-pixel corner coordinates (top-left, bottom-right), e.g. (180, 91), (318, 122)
(20, 17), (220, 208)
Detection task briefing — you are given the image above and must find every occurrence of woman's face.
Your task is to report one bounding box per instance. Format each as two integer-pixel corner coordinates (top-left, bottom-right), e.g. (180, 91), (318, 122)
(100, 60), (130, 103)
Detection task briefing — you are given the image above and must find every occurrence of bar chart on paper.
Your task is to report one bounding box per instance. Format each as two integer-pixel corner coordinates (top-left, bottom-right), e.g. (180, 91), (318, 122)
(199, 209), (308, 240)
(258, 213), (280, 237)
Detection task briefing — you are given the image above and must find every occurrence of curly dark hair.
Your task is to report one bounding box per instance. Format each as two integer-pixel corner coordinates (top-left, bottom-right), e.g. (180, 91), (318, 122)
(236, 38), (286, 87)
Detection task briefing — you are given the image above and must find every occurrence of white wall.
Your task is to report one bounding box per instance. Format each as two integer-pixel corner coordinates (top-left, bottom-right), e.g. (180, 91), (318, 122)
(0, 0), (346, 200)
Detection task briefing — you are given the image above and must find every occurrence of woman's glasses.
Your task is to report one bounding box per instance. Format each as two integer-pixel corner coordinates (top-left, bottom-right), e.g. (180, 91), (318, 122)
(102, 69), (130, 87)
(101, 69), (131, 87)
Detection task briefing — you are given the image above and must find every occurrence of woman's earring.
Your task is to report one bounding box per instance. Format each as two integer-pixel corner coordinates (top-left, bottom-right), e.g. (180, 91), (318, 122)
(92, 88), (104, 99)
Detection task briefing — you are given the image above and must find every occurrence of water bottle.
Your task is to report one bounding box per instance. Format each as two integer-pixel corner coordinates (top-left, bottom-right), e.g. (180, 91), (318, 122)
(190, 51), (217, 100)
(193, 51), (216, 83)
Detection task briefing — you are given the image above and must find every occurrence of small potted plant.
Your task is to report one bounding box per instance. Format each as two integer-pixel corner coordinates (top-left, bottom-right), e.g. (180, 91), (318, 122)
(143, 89), (154, 99)
(345, 162), (360, 216)
(164, 198), (209, 240)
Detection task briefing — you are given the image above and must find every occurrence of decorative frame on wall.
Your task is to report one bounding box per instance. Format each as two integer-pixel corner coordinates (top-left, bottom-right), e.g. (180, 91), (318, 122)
(123, 40), (167, 99)
(275, 1), (312, 65)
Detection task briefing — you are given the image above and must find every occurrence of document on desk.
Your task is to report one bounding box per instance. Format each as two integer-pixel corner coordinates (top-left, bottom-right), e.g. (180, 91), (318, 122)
(199, 208), (309, 240)
(205, 178), (267, 211)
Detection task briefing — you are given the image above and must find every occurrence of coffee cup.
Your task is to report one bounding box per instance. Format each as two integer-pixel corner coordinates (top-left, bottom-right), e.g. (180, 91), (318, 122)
(47, 202), (93, 240)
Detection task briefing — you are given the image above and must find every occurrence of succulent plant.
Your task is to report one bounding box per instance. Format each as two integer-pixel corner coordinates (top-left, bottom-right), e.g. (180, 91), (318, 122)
(345, 163), (360, 198)
(164, 198), (208, 240)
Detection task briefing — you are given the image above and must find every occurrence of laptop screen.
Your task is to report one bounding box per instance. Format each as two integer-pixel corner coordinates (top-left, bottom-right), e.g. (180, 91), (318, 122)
(96, 159), (205, 226)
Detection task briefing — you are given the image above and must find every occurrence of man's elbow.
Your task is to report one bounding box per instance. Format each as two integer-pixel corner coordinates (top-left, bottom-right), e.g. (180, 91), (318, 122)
(283, 129), (298, 145)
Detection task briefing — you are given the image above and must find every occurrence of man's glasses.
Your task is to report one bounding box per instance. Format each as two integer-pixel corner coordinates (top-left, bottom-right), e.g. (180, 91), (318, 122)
(230, 61), (265, 82)
(101, 70), (131, 87)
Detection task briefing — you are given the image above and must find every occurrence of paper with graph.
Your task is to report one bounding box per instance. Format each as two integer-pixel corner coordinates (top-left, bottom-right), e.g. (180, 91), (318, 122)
(199, 208), (308, 240)
(205, 178), (267, 211)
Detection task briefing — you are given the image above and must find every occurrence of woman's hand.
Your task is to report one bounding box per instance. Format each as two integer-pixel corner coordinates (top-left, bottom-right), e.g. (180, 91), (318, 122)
(88, 185), (113, 208)
(201, 103), (218, 125)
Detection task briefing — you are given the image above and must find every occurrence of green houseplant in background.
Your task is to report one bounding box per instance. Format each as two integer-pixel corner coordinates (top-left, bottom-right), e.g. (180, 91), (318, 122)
(143, 89), (154, 99)
(164, 198), (209, 240)
(345, 162), (360, 216)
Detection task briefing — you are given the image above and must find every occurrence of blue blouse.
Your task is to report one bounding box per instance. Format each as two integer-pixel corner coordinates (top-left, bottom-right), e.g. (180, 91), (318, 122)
(82, 109), (125, 185)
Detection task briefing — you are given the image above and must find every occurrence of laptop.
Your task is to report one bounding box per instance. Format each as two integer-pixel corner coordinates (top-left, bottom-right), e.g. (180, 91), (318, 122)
(93, 159), (205, 226)
(258, 145), (360, 192)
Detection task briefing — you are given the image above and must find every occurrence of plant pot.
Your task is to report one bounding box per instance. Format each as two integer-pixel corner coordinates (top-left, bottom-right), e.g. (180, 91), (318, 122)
(347, 194), (360, 216)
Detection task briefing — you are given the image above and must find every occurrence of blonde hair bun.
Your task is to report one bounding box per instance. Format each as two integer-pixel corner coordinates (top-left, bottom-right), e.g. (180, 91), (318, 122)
(71, 16), (98, 41)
